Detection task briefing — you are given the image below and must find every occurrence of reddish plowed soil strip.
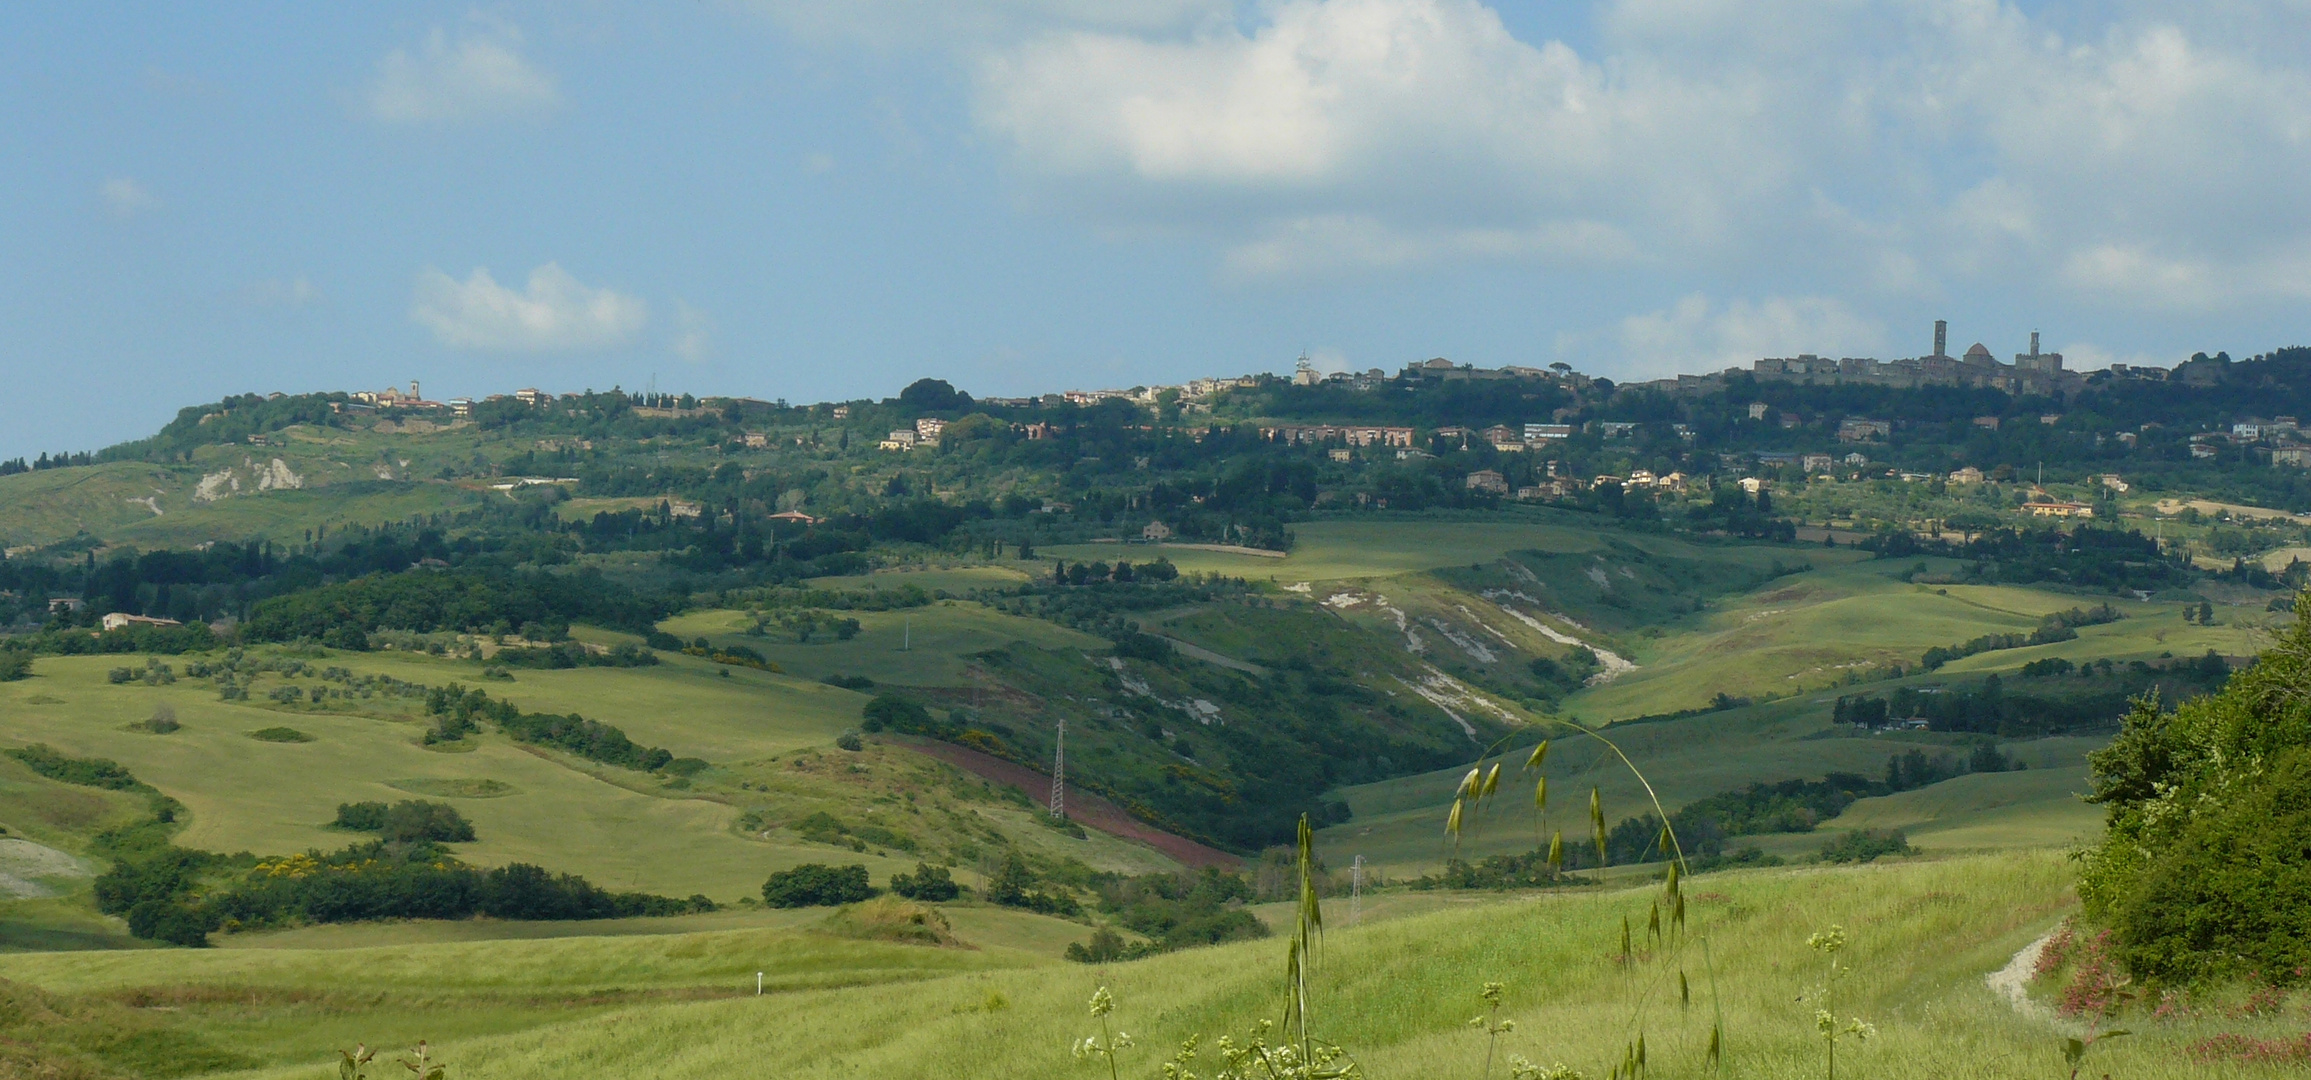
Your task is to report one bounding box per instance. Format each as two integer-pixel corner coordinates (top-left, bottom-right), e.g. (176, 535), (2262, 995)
(889, 736), (1240, 869)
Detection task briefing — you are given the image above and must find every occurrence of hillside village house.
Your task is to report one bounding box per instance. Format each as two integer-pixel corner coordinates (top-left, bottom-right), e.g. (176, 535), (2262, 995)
(2024, 500), (2095, 518)
(880, 429), (918, 451)
(1142, 521), (1173, 541)
(1465, 469), (1509, 494)
(914, 417), (946, 441)
(1802, 453), (1834, 473)
(1524, 423), (1574, 440)
(1258, 424), (1414, 447)
(1949, 466), (1986, 484)
(101, 613), (181, 632)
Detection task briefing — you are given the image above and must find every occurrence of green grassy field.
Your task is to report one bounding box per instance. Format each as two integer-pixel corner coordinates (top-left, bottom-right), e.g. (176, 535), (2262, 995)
(1566, 559), (2267, 721)
(0, 909), (1066, 1072)
(0, 432), (493, 550)
(319, 646), (869, 760)
(0, 646), (1190, 907)
(658, 601), (1104, 686)
(1315, 691), (2111, 879)
(1042, 518), (1617, 582)
(0, 850), (2282, 1080)
(803, 565), (1034, 592)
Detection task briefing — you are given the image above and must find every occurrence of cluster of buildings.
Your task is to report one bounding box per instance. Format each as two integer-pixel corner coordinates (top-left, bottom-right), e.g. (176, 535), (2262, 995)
(1738, 323), (2078, 396)
(1257, 424), (1416, 448)
(880, 416), (948, 451)
(338, 382), (475, 419)
(2190, 417), (2311, 466)
(1463, 464), (1691, 500)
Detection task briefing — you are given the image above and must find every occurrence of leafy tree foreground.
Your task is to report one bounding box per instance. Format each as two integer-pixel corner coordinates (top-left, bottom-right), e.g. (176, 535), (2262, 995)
(2081, 587), (2311, 986)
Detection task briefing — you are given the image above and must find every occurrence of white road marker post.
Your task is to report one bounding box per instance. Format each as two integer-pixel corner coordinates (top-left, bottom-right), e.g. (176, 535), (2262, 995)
(757, 971), (764, 995)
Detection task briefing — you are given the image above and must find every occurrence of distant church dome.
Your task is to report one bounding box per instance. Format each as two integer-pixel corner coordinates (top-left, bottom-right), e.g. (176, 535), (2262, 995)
(1963, 342), (1993, 360)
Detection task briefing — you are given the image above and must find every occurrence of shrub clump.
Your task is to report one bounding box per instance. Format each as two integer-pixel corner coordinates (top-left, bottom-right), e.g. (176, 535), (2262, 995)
(986, 853), (1082, 916)
(333, 800), (477, 843)
(889, 862), (960, 902)
(762, 863), (874, 908)
(2081, 597), (2311, 986)
(4, 745), (143, 790)
(1818, 829), (1914, 863)
(247, 727), (314, 743)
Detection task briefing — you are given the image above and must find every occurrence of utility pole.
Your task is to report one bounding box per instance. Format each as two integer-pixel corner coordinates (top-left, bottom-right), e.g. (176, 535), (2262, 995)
(1350, 855), (1365, 926)
(1048, 718), (1066, 820)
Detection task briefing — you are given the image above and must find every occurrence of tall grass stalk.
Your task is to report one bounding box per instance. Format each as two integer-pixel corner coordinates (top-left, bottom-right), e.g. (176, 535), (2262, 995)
(1444, 720), (1725, 1080)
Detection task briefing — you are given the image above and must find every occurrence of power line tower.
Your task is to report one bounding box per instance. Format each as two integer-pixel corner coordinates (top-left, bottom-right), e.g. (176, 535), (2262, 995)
(1047, 718), (1066, 820)
(1350, 855), (1365, 926)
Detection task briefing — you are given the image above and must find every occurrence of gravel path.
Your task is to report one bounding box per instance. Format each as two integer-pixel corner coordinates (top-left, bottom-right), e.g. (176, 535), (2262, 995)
(1987, 930), (2084, 1036)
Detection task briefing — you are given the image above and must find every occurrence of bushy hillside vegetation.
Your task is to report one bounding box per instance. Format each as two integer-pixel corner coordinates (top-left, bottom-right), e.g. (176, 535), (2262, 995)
(2080, 588), (2311, 985)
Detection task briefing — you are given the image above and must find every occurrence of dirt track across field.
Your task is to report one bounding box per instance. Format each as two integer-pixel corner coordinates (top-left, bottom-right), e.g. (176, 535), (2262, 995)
(890, 736), (1241, 869)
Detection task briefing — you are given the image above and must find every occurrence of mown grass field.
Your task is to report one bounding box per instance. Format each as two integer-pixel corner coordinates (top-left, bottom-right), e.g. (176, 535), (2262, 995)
(319, 645), (869, 760)
(802, 565), (1034, 592)
(1315, 691), (2109, 879)
(1042, 518), (1616, 582)
(1566, 557), (2268, 721)
(658, 601), (1104, 686)
(0, 850), (2282, 1080)
(0, 430), (490, 550)
(0, 657), (785, 900)
(0, 910), (1066, 1073)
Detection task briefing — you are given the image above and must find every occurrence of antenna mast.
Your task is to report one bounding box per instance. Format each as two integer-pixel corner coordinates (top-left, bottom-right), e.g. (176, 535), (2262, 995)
(1048, 718), (1066, 820)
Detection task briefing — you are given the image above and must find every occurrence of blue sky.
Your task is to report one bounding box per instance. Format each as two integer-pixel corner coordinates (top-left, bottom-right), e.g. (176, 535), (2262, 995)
(6, 0), (2310, 459)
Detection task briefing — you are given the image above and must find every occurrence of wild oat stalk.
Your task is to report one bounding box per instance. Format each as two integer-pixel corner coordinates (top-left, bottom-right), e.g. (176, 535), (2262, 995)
(1162, 813), (1357, 1080)
(1283, 814), (1325, 1065)
(1443, 721), (1726, 1079)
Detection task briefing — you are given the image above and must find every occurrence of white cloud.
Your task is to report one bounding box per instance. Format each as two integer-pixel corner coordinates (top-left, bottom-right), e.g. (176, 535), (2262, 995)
(950, 0), (2311, 304)
(747, 0), (1229, 49)
(101, 177), (158, 217)
(410, 263), (648, 352)
(367, 19), (558, 123)
(1615, 295), (1885, 378)
(245, 276), (322, 308)
(672, 301), (714, 363)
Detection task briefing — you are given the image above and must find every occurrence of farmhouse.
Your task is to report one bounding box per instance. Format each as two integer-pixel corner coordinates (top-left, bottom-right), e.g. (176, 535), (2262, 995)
(101, 613), (182, 632)
(2023, 500), (2095, 518)
(1464, 469), (1509, 494)
(1142, 521), (1174, 541)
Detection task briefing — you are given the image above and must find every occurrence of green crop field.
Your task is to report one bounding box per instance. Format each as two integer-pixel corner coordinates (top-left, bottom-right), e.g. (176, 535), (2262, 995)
(1314, 689), (2114, 879)
(0, 850), (2284, 1080)
(1564, 559), (2265, 722)
(1042, 517), (1618, 582)
(658, 601), (1105, 686)
(803, 565), (1035, 592)
(0, 647), (1190, 909)
(313, 646), (868, 760)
